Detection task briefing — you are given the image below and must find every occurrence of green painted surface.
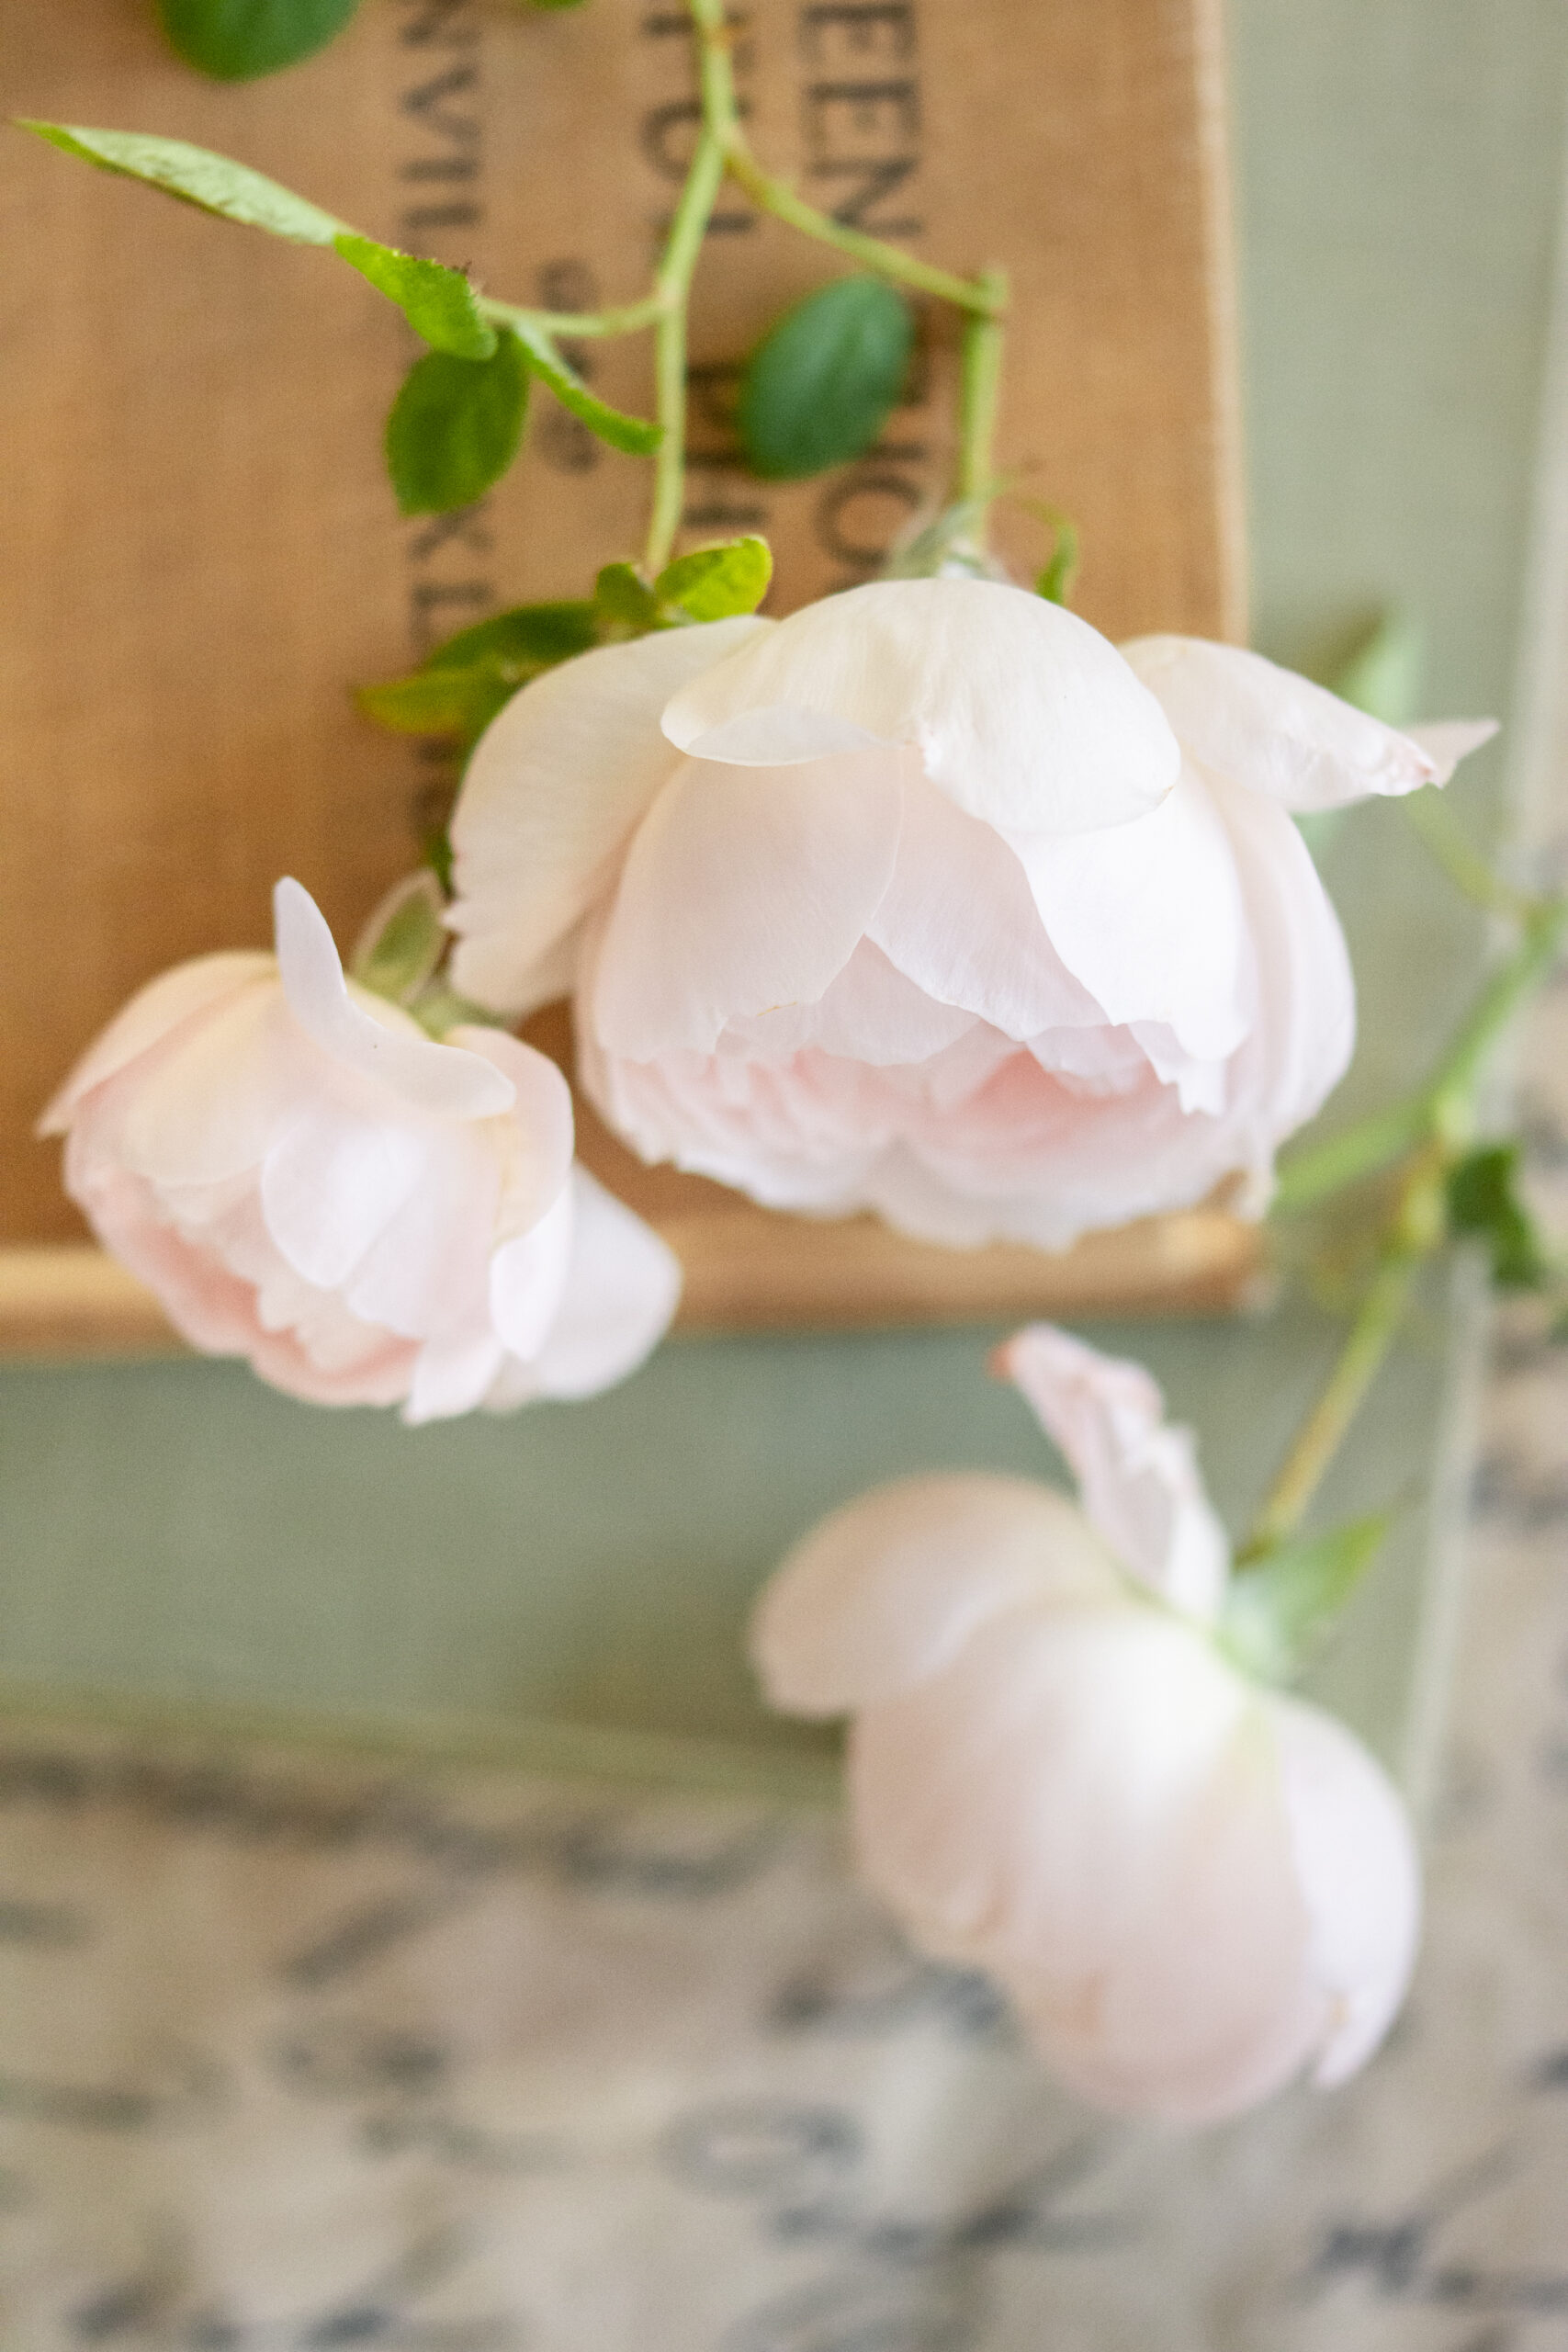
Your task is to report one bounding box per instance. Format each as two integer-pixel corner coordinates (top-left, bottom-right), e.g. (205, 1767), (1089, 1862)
(3, 2), (1565, 1781)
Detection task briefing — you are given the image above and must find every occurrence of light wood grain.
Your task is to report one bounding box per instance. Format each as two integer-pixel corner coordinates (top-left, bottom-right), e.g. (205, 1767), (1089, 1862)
(2, 0), (1245, 1333)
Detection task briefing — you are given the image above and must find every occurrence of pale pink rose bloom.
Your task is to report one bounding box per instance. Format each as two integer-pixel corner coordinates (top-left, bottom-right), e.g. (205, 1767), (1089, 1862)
(41, 879), (680, 1422)
(446, 579), (1493, 1250)
(751, 1324), (1420, 2124)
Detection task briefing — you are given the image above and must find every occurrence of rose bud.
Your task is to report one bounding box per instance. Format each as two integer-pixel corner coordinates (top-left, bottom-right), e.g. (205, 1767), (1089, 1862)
(41, 878), (679, 1421)
(750, 1325), (1420, 2124)
(446, 577), (1491, 1250)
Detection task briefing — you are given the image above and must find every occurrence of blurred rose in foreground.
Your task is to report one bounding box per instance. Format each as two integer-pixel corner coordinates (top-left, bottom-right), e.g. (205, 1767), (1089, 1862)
(447, 578), (1491, 1250)
(751, 1325), (1420, 2123)
(42, 879), (679, 1421)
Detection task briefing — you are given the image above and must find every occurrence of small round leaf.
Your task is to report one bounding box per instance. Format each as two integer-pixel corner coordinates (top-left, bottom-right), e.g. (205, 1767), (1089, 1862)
(738, 277), (913, 481)
(158, 0), (363, 79)
(386, 333), (530, 517)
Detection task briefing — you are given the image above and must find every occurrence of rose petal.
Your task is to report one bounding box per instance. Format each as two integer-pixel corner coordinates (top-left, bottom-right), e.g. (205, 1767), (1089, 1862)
(750, 1474), (1117, 1716)
(868, 777), (1106, 1038)
(488, 1167), (682, 1408)
(590, 748), (906, 1059)
(1010, 768), (1249, 1063)
(1205, 770), (1357, 1150)
(259, 1098), (432, 1290)
(448, 1025), (575, 1237)
(996, 1325), (1230, 1621)
(274, 879), (514, 1121)
(487, 1182), (575, 1362)
(1269, 1694), (1421, 2086)
(447, 616), (771, 1014)
(1403, 718), (1500, 783)
(38, 953), (275, 1133)
(1122, 636), (1493, 810)
(661, 579), (1180, 836)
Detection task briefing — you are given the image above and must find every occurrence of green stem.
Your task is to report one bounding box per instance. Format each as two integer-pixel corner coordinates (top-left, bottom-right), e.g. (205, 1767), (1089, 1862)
(719, 140), (1003, 314)
(1273, 895), (1568, 1213)
(1404, 789), (1536, 925)
(1244, 1239), (1424, 1556)
(643, 133), (724, 572)
(955, 267), (1009, 505)
(480, 295), (666, 341)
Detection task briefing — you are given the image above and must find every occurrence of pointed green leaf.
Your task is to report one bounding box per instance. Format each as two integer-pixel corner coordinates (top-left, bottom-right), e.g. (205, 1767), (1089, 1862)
(1446, 1142), (1552, 1289)
(355, 669), (512, 742)
(655, 536), (773, 622)
(738, 276), (913, 481)
(350, 872), (448, 1004)
(1035, 513), (1081, 606)
(1326, 611), (1425, 728)
(356, 601), (600, 743)
(1221, 1512), (1392, 1685)
(594, 562), (661, 633)
(156, 0), (361, 78)
(385, 332), (529, 517)
(334, 236), (495, 360)
(508, 320), (660, 456)
(19, 121), (346, 241)
(423, 601), (598, 674)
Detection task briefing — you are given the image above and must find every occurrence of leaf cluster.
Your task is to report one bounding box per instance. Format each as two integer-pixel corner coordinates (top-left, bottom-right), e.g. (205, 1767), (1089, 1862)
(19, 124), (658, 520)
(357, 537), (773, 752)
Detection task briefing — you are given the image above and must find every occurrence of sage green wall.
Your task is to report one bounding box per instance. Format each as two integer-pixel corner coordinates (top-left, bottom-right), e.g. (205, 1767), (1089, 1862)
(2, 2), (1565, 1768)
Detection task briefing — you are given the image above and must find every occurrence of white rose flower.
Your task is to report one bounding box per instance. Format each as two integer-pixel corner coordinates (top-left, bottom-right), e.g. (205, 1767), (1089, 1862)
(42, 878), (680, 1421)
(446, 577), (1491, 1250)
(751, 1324), (1421, 2123)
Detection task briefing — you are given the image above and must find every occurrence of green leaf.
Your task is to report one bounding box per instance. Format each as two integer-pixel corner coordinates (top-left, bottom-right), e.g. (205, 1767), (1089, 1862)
(156, 0), (361, 78)
(509, 321), (660, 456)
(593, 562), (661, 633)
(21, 125), (500, 359)
(385, 332), (529, 517)
(737, 276), (913, 481)
(1326, 611), (1425, 729)
(356, 601), (599, 743)
(1035, 512), (1081, 606)
(1446, 1143), (1551, 1289)
(355, 668), (513, 741)
(1220, 1512), (1392, 1685)
(349, 872), (447, 1004)
(334, 235), (495, 359)
(655, 536), (773, 622)
(422, 602), (599, 673)
(18, 120), (345, 241)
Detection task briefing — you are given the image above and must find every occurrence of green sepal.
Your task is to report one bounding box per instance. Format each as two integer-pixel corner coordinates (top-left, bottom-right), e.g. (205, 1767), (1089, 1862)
(334, 235), (495, 359)
(156, 0), (362, 79)
(1220, 1511), (1392, 1686)
(18, 121), (346, 240)
(1446, 1142), (1552, 1289)
(654, 536), (773, 621)
(349, 872), (448, 1005)
(594, 562), (662, 633)
(385, 332), (530, 516)
(737, 276), (914, 481)
(508, 320), (660, 456)
(355, 601), (599, 745)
